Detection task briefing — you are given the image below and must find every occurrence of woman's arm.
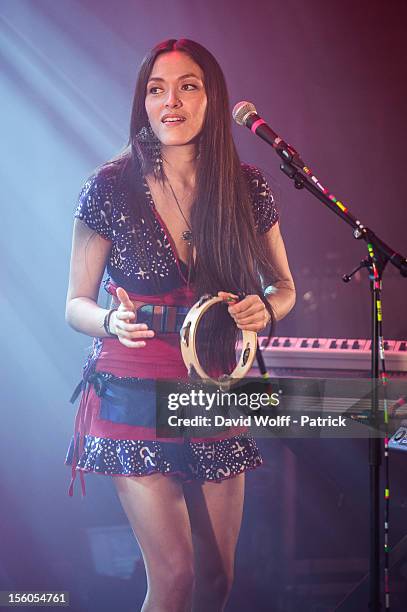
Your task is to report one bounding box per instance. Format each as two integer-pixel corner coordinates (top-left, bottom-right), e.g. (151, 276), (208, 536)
(263, 221), (296, 322)
(219, 221), (295, 330)
(66, 219), (155, 346)
(65, 218), (113, 337)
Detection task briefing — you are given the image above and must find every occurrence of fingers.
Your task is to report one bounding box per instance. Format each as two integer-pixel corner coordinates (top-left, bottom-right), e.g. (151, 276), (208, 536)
(235, 313), (266, 326)
(218, 291), (239, 302)
(115, 288), (138, 339)
(235, 313), (270, 331)
(228, 297), (264, 323)
(116, 286), (135, 311)
(235, 316), (267, 331)
(235, 316), (269, 331)
(227, 294), (259, 314)
(236, 324), (261, 331)
(110, 308), (155, 348)
(229, 304), (261, 320)
(220, 292), (269, 332)
(116, 321), (155, 340)
(115, 318), (142, 332)
(118, 338), (148, 349)
(115, 310), (136, 322)
(116, 323), (155, 348)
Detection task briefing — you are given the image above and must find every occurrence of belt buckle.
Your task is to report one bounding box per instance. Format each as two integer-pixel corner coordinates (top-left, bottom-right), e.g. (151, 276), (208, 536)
(136, 304), (188, 333)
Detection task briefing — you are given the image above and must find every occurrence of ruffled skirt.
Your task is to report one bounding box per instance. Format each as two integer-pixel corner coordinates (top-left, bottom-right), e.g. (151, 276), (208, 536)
(65, 431), (262, 483)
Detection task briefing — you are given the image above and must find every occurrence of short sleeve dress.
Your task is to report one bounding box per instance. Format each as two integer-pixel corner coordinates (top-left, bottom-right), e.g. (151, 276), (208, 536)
(65, 159), (279, 496)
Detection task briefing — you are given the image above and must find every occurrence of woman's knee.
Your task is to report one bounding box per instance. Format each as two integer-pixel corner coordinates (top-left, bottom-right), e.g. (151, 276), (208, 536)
(161, 561), (195, 593)
(198, 564), (234, 601)
(214, 567), (234, 600)
(148, 554), (195, 599)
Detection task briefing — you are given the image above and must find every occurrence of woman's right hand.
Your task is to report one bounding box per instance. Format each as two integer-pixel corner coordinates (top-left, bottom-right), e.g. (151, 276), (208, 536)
(110, 287), (155, 348)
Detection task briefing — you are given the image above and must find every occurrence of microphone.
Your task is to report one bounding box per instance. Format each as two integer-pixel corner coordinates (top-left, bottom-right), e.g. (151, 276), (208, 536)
(232, 101), (304, 167)
(233, 104), (407, 278)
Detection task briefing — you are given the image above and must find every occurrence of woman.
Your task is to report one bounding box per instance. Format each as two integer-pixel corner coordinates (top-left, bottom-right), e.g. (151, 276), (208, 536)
(65, 38), (295, 612)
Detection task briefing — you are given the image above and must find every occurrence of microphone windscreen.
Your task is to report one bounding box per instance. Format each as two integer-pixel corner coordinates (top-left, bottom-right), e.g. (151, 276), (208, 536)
(232, 101), (257, 126)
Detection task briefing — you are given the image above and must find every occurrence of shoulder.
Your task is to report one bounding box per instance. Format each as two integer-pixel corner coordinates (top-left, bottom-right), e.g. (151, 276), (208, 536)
(80, 157), (128, 196)
(240, 162), (268, 187)
(240, 162), (279, 234)
(75, 157), (130, 240)
(77, 155), (133, 215)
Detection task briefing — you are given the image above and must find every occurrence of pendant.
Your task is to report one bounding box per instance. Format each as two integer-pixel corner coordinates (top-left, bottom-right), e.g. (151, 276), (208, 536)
(182, 230), (193, 246)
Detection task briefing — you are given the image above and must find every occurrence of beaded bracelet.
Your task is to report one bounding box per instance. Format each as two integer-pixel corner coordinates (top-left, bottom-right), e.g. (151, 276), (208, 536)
(103, 308), (118, 338)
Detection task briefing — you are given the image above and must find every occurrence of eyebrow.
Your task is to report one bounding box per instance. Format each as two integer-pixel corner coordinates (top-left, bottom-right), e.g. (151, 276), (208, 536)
(147, 73), (202, 83)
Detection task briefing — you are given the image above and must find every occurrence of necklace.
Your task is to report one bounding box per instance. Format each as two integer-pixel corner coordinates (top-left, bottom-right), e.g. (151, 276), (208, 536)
(166, 179), (195, 288)
(166, 180), (193, 247)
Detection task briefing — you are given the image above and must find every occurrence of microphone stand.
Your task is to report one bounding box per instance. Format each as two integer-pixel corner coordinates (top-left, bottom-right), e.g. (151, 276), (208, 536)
(275, 154), (407, 611)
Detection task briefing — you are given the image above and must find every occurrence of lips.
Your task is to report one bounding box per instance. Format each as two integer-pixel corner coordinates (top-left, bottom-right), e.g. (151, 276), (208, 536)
(161, 114), (186, 124)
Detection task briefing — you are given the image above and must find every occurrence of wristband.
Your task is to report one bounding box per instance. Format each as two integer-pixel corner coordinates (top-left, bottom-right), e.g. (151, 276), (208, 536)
(103, 308), (118, 338)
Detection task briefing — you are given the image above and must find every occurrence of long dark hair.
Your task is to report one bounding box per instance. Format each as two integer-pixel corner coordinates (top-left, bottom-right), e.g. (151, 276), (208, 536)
(120, 39), (280, 375)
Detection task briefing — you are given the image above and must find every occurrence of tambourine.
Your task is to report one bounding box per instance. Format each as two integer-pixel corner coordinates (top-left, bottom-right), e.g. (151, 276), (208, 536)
(179, 294), (258, 390)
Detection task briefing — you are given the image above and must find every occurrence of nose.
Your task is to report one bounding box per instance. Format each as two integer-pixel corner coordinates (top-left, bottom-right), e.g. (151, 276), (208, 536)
(165, 87), (182, 108)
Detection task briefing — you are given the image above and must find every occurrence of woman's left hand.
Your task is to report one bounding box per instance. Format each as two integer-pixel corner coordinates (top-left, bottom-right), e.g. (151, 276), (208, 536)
(217, 291), (271, 332)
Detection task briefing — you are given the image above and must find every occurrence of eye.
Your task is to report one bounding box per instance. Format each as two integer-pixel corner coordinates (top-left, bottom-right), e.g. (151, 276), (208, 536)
(148, 86), (162, 95)
(181, 83), (198, 91)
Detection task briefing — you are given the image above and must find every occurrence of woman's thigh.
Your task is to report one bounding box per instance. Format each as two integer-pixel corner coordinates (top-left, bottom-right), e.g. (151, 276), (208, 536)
(182, 473), (245, 579)
(112, 473), (194, 581)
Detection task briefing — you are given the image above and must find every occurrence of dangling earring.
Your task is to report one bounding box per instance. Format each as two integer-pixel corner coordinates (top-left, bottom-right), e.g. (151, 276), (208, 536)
(134, 124), (163, 175)
(196, 138), (201, 160)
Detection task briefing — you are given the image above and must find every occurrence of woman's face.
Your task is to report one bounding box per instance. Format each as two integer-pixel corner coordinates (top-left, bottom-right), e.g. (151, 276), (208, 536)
(145, 51), (207, 148)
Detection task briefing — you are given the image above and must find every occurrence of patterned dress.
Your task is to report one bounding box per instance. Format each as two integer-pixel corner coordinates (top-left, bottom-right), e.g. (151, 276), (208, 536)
(65, 157), (279, 495)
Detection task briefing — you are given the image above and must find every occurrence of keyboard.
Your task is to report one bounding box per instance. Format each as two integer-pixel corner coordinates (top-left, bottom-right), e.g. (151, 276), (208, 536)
(253, 337), (407, 372)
